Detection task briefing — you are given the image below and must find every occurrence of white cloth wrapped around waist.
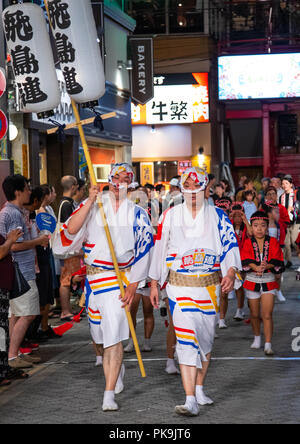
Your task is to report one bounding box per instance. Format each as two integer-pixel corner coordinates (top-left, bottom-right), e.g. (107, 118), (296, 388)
(246, 272), (276, 284)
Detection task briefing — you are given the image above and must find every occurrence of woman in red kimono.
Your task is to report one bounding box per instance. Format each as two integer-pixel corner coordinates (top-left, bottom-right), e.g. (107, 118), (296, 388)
(219, 203), (252, 328)
(262, 201), (287, 303)
(241, 211), (285, 356)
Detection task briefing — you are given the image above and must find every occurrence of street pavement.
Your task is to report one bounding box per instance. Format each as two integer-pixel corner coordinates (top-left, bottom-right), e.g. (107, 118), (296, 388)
(0, 262), (300, 424)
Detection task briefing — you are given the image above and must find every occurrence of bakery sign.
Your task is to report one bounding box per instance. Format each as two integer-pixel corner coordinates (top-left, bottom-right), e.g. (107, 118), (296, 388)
(131, 73), (209, 125)
(130, 37), (154, 105)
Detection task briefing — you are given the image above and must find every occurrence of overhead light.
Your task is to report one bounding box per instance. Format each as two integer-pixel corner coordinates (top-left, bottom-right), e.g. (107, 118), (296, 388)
(151, 125), (156, 134)
(198, 147), (205, 167)
(126, 60), (133, 71)
(178, 16), (187, 27)
(117, 60), (133, 71)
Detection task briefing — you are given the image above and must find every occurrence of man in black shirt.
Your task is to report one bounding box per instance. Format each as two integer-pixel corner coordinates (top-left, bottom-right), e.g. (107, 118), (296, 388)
(59, 176), (80, 321)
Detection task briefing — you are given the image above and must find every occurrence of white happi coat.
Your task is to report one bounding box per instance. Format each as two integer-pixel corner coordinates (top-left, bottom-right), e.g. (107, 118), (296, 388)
(149, 200), (242, 368)
(53, 194), (154, 348)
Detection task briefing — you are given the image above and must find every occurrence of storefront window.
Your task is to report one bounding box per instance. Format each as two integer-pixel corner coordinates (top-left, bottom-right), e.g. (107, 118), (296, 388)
(154, 161), (179, 184)
(278, 113), (300, 155)
(128, 0), (204, 35)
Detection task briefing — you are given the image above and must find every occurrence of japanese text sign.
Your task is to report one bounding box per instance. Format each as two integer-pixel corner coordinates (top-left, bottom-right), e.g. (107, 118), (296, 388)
(2, 3), (60, 114)
(47, 0), (105, 104)
(131, 73), (209, 125)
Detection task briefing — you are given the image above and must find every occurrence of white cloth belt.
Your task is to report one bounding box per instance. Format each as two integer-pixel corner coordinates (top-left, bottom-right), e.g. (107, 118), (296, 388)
(246, 272), (276, 284)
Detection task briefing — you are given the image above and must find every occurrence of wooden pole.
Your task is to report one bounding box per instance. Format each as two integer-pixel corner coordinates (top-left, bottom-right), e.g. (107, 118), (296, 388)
(43, 0), (146, 378)
(71, 102), (146, 378)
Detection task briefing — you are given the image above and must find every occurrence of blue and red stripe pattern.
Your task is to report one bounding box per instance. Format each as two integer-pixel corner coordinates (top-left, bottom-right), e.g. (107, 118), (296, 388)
(90, 256), (135, 271)
(88, 307), (102, 325)
(88, 275), (127, 296)
(176, 296), (216, 316)
(174, 326), (199, 350)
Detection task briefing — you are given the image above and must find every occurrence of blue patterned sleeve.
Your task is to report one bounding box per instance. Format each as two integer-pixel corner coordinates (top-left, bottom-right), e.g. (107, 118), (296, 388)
(128, 206), (154, 284)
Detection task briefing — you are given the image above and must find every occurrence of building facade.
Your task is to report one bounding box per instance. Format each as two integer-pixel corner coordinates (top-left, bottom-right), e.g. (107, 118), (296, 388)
(0, 0), (136, 208)
(126, 1), (222, 184)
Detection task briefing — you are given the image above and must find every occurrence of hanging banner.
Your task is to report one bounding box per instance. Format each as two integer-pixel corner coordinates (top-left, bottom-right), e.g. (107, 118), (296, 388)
(140, 162), (154, 186)
(47, 0), (105, 104)
(2, 3), (61, 114)
(130, 37), (154, 105)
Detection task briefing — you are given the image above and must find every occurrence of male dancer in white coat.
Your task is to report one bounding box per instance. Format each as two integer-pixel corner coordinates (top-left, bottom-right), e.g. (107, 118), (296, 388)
(149, 167), (242, 417)
(53, 163), (154, 412)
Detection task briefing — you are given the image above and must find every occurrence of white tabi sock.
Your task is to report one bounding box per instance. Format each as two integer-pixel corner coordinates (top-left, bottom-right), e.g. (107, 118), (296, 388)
(115, 364), (125, 395)
(196, 385), (214, 406)
(219, 319), (227, 329)
(124, 338), (134, 353)
(276, 290), (286, 302)
(165, 358), (180, 375)
(186, 395), (197, 406)
(95, 356), (103, 367)
(234, 309), (245, 319)
(251, 336), (261, 349)
(142, 338), (152, 352)
(175, 396), (199, 417)
(102, 391), (119, 412)
(264, 342), (274, 356)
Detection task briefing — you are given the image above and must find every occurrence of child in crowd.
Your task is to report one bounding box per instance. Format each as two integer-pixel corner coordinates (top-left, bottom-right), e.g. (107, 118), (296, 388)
(214, 198), (232, 216)
(262, 202), (286, 302)
(219, 203), (251, 328)
(262, 202), (286, 248)
(241, 211), (285, 356)
(243, 190), (257, 222)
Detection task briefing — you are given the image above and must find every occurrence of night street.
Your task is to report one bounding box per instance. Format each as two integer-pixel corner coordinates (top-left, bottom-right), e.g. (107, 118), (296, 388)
(1, 263), (299, 425)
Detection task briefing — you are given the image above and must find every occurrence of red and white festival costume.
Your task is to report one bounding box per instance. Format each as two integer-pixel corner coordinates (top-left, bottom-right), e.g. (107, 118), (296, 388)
(53, 192), (154, 348)
(241, 236), (285, 299)
(149, 169), (242, 369)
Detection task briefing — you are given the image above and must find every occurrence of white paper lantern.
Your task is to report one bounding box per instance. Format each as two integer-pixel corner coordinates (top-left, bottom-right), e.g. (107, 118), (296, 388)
(2, 3), (61, 114)
(47, 0), (105, 104)
(9, 123), (18, 141)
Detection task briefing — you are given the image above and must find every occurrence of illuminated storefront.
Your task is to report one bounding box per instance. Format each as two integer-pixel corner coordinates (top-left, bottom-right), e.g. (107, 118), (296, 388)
(132, 73), (211, 185)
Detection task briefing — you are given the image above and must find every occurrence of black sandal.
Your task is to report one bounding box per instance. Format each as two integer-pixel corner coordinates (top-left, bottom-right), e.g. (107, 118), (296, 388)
(6, 369), (29, 381)
(60, 316), (74, 322)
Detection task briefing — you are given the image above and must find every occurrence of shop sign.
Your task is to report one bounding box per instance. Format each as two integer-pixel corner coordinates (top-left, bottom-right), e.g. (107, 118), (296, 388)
(130, 37), (154, 105)
(140, 162), (154, 186)
(178, 161), (192, 175)
(132, 73), (209, 125)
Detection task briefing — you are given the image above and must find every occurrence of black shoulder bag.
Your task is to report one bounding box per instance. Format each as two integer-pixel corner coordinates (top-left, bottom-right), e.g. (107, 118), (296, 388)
(10, 261), (31, 301)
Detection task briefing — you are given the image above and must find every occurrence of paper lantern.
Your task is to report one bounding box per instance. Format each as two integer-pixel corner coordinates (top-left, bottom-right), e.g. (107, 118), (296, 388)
(2, 3), (60, 114)
(47, 0), (105, 104)
(0, 68), (6, 98)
